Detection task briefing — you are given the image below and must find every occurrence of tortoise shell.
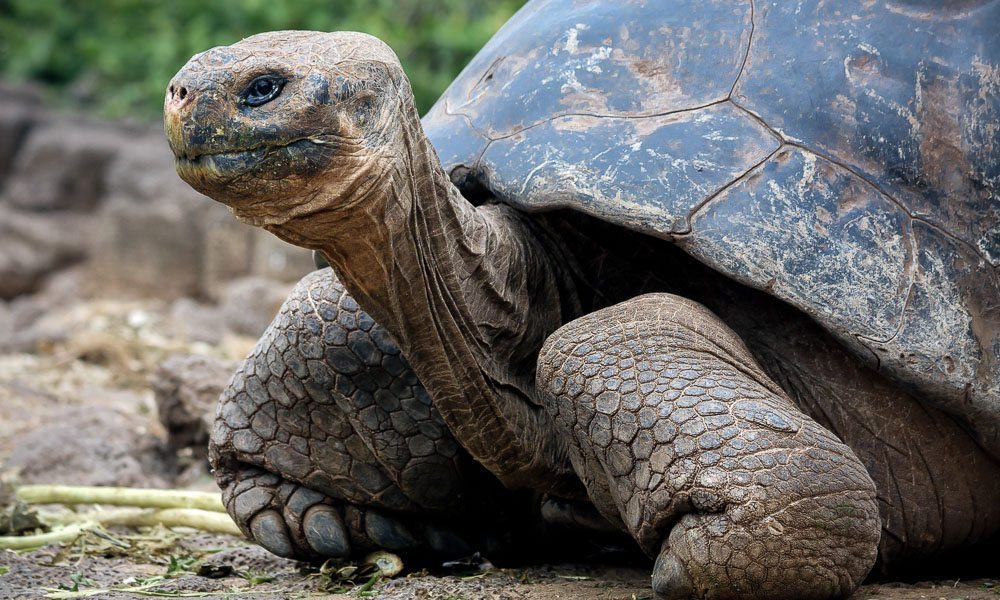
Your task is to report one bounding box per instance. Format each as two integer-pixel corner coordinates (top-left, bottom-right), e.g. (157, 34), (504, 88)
(421, 0), (1000, 448)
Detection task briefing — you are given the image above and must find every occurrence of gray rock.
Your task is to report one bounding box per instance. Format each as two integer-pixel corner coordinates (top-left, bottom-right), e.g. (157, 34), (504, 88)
(89, 131), (261, 299)
(153, 353), (239, 456)
(0, 301), (10, 342)
(103, 128), (201, 204)
(88, 194), (206, 299)
(220, 276), (293, 337)
(169, 298), (226, 345)
(2, 120), (127, 212)
(250, 229), (315, 283)
(0, 267), (85, 351)
(0, 83), (41, 187)
(0, 207), (90, 299)
(3, 406), (175, 488)
(200, 208), (255, 301)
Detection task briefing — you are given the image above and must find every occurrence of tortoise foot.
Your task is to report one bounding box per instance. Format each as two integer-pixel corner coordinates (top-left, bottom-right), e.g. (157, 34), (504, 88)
(221, 462), (350, 558)
(208, 268), (508, 562)
(539, 293), (880, 600)
(219, 460), (482, 560)
(648, 485), (879, 600)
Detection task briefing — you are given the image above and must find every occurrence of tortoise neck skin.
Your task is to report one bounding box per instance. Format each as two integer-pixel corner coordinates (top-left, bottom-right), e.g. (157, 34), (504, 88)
(274, 98), (577, 490)
(164, 31), (577, 491)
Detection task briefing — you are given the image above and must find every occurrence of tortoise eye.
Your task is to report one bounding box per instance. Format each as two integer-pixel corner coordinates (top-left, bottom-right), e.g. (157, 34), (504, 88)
(244, 75), (284, 107)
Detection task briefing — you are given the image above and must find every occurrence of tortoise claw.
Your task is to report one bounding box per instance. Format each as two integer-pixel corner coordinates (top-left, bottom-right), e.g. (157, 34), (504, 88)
(652, 548), (694, 600)
(303, 505), (351, 557)
(250, 509), (297, 558)
(363, 509), (420, 551)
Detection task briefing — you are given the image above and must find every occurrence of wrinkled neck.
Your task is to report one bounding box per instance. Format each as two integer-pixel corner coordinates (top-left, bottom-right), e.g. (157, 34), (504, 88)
(271, 102), (579, 491)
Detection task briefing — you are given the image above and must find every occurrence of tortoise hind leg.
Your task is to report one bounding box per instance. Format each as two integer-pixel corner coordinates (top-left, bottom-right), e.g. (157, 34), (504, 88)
(536, 293), (880, 600)
(210, 268), (503, 560)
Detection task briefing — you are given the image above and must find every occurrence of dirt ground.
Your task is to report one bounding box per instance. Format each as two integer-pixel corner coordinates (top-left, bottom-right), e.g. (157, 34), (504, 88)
(2, 537), (999, 600)
(1, 273), (998, 600)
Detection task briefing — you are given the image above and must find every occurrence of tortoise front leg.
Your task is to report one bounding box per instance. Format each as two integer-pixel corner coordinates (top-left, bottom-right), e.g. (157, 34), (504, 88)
(537, 294), (880, 600)
(210, 268), (504, 560)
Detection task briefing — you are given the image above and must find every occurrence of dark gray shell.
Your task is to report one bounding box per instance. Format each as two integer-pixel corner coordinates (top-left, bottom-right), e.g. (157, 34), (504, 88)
(422, 0), (1000, 449)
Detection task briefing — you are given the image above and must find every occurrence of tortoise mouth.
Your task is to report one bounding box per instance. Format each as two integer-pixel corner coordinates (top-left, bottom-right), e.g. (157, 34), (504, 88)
(174, 138), (326, 176)
(174, 138), (333, 189)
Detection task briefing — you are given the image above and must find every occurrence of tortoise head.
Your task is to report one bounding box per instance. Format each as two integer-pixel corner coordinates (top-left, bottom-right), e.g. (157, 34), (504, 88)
(164, 31), (408, 229)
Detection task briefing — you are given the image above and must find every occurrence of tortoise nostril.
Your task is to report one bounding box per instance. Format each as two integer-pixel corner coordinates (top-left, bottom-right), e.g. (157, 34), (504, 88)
(167, 83), (192, 106)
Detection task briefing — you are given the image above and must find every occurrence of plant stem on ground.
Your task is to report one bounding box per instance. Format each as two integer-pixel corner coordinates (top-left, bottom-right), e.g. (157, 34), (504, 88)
(16, 486), (226, 513)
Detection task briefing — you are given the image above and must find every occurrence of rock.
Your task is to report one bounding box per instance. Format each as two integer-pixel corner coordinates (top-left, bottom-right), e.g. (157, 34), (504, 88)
(0, 82), (45, 104)
(87, 132), (205, 298)
(2, 406), (175, 488)
(0, 82), (41, 187)
(250, 229), (315, 283)
(103, 128), (196, 203)
(220, 276), (293, 337)
(0, 267), (87, 351)
(0, 302), (10, 342)
(0, 207), (90, 299)
(153, 354), (239, 456)
(168, 298), (226, 345)
(88, 194), (207, 299)
(88, 131), (260, 299)
(200, 208), (255, 301)
(1, 119), (128, 212)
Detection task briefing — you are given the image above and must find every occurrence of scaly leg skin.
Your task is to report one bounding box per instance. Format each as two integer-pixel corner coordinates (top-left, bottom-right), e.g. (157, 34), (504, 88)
(209, 268), (503, 561)
(537, 293), (880, 600)
(716, 284), (1000, 573)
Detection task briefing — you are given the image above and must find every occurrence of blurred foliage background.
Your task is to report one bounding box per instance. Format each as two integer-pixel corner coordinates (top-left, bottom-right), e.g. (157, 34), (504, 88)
(0, 0), (526, 120)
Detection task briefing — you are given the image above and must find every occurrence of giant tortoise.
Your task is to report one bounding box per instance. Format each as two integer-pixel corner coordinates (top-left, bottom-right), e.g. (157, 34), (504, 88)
(163, 1), (1000, 598)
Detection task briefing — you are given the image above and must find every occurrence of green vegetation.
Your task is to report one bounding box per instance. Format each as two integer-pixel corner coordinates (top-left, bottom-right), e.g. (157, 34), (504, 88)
(0, 0), (526, 119)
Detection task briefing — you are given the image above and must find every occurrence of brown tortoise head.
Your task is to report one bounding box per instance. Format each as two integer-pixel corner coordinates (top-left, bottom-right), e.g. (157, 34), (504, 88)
(164, 31), (410, 229)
